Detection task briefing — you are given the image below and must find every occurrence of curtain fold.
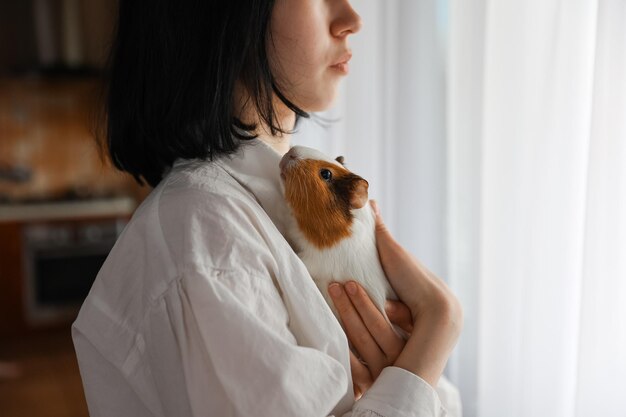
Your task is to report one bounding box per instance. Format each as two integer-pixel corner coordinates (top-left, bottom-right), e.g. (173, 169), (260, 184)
(449, 1), (625, 416)
(574, 1), (626, 415)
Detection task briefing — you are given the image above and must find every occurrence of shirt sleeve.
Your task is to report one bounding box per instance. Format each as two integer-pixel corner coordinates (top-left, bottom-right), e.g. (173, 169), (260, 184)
(154, 265), (457, 417)
(163, 267), (350, 417)
(346, 367), (450, 417)
(435, 374), (463, 417)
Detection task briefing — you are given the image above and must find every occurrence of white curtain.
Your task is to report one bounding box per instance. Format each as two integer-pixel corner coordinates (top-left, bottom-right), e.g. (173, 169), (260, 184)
(449, 0), (626, 416)
(294, 1), (626, 417)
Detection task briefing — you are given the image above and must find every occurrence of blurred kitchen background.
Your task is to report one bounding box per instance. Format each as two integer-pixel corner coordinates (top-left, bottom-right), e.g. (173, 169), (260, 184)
(0, 1), (147, 416)
(1, 1), (625, 417)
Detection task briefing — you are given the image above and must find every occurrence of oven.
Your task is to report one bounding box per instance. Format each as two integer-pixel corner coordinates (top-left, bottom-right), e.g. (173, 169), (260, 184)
(21, 218), (126, 326)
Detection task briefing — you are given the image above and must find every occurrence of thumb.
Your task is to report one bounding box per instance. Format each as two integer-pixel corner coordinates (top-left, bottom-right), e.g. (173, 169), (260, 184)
(369, 200), (408, 281)
(349, 351), (372, 400)
(369, 200), (395, 246)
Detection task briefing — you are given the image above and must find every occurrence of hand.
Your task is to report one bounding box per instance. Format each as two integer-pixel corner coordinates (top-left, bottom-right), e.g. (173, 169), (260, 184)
(385, 299), (414, 335)
(328, 281), (414, 399)
(369, 200), (463, 387)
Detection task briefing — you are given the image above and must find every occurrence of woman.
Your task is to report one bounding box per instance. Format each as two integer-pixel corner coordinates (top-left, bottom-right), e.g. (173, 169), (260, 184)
(73, 0), (463, 416)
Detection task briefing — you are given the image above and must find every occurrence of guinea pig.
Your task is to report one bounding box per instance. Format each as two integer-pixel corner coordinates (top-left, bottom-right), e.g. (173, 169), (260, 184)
(279, 145), (406, 339)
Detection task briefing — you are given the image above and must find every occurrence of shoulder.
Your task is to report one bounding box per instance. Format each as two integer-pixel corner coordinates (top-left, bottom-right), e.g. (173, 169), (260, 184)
(73, 158), (285, 340)
(154, 158), (279, 276)
(163, 157), (251, 200)
(157, 157), (267, 237)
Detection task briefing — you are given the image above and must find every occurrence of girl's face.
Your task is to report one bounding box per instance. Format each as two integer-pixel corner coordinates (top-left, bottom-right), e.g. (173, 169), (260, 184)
(269, 0), (362, 113)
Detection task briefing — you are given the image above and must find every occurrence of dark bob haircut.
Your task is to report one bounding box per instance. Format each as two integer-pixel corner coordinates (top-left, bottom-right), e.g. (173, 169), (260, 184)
(101, 0), (309, 187)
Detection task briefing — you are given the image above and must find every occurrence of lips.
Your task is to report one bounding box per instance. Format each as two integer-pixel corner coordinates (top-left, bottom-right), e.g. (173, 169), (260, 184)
(331, 51), (352, 67)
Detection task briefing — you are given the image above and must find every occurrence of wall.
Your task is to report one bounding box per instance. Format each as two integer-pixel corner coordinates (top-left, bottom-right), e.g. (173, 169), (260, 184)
(0, 77), (147, 203)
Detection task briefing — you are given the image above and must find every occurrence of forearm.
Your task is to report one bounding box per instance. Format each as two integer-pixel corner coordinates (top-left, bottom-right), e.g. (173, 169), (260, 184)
(393, 308), (462, 387)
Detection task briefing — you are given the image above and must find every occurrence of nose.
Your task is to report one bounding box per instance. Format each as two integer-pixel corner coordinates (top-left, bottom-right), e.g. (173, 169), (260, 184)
(279, 150), (297, 172)
(331, 2), (363, 38)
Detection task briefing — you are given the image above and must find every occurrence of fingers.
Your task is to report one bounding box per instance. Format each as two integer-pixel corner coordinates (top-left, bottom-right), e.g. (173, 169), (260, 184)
(370, 200), (398, 245)
(385, 300), (414, 334)
(369, 199), (445, 316)
(369, 199), (405, 273)
(369, 199), (389, 237)
(349, 351), (372, 400)
(329, 283), (386, 378)
(369, 198), (381, 217)
(344, 281), (404, 361)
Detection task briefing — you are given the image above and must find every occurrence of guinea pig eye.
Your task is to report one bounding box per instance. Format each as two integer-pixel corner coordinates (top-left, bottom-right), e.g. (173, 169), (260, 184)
(320, 169), (332, 182)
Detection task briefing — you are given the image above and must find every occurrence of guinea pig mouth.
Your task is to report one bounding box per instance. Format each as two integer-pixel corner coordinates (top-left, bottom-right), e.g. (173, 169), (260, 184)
(279, 155), (290, 172)
(279, 154), (297, 181)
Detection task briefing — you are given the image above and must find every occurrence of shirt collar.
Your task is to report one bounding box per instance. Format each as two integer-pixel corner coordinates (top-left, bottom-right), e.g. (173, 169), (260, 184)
(215, 138), (293, 236)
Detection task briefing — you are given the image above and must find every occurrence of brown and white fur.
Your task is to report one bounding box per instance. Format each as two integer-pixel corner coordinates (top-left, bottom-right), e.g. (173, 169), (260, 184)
(279, 145), (404, 338)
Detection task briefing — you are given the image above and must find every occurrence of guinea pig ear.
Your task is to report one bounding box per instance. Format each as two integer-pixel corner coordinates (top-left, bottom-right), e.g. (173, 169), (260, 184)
(349, 178), (369, 209)
(335, 156), (345, 166)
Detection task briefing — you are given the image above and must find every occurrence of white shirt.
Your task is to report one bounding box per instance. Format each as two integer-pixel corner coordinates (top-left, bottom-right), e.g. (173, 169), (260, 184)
(72, 138), (462, 417)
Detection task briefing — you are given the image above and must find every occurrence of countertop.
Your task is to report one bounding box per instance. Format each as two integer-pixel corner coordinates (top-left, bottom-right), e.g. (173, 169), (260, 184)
(0, 196), (136, 222)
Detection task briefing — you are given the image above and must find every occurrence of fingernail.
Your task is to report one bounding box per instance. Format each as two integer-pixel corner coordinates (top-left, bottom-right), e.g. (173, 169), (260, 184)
(345, 281), (357, 295)
(329, 283), (342, 298)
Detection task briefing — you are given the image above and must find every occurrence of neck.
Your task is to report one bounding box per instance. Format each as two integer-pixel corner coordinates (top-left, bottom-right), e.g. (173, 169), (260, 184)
(233, 81), (294, 155)
(258, 125), (293, 155)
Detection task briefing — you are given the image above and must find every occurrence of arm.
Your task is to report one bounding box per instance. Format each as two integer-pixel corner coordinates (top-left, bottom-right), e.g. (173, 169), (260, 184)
(153, 265), (454, 417)
(331, 282), (462, 417)
(330, 200), (463, 416)
(172, 268), (347, 417)
(368, 199), (463, 387)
